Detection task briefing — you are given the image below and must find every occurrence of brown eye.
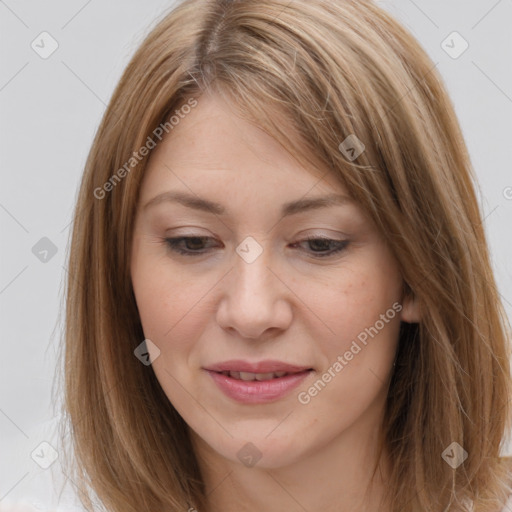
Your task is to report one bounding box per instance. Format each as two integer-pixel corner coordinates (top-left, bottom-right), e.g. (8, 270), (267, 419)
(291, 237), (349, 258)
(164, 236), (219, 255)
(164, 235), (349, 259)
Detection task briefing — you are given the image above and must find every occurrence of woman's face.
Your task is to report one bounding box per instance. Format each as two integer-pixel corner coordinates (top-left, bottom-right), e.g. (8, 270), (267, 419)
(130, 92), (416, 469)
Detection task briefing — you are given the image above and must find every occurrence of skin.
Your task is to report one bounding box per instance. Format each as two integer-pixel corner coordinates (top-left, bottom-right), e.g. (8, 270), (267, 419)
(130, 91), (420, 512)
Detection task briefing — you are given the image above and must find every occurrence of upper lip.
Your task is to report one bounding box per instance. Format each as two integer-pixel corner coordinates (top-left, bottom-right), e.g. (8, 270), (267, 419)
(204, 360), (313, 374)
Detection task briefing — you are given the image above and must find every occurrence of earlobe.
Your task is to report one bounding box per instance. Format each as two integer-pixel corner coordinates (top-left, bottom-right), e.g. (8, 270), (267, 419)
(400, 293), (421, 323)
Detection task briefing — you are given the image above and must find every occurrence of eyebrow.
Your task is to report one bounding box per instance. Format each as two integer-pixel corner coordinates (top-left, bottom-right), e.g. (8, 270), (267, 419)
(142, 191), (353, 217)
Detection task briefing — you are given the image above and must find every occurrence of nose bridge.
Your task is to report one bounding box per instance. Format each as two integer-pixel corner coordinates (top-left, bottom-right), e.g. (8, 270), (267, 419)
(216, 234), (290, 339)
(232, 235), (275, 301)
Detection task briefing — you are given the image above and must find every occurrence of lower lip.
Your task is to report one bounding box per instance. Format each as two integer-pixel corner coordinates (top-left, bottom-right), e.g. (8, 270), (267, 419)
(205, 370), (312, 404)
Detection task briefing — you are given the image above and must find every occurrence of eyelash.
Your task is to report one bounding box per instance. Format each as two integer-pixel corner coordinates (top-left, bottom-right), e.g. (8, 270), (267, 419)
(163, 235), (349, 259)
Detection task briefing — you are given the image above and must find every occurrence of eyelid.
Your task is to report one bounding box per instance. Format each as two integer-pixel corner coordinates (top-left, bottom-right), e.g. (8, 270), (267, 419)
(162, 233), (350, 259)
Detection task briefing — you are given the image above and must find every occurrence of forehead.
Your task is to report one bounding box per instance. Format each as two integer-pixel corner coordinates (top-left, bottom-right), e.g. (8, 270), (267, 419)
(140, 92), (349, 203)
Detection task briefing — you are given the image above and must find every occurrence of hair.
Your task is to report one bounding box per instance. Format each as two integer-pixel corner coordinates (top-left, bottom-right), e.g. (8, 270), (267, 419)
(56, 0), (512, 510)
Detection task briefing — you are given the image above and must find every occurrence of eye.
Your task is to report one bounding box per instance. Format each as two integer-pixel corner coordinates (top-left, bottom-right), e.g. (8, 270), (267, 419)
(290, 235), (349, 258)
(164, 236), (217, 256)
(164, 235), (349, 258)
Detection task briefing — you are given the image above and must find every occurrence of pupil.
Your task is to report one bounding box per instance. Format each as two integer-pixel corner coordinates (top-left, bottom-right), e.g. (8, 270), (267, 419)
(187, 237), (204, 249)
(310, 239), (329, 251)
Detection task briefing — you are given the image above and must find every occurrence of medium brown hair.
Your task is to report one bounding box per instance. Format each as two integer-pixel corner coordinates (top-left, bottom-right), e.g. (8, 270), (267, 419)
(57, 0), (512, 510)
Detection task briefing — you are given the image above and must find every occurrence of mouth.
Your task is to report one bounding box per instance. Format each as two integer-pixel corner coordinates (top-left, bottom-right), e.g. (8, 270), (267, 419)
(203, 360), (314, 404)
(204, 359), (313, 375)
(215, 370), (311, 381)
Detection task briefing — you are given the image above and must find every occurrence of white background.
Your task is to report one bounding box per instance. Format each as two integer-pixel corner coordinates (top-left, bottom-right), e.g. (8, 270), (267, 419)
(1, 0), (511, 509)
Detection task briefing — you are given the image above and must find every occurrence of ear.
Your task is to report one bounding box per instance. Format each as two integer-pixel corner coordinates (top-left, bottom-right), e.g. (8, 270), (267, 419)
(400, 289), (421, 324)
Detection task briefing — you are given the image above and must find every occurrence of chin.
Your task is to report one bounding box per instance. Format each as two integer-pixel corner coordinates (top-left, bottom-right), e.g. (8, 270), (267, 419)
(205, 430), (310, 470)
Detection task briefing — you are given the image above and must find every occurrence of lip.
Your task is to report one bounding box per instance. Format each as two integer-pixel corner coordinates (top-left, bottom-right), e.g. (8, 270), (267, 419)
(204, 359), (312, 374)
(203, 360), (314, 404)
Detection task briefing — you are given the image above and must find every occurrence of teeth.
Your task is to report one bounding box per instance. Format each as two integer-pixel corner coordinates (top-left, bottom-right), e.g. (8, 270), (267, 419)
(255, 372), (275, 381)
(227, 371), (289, 381)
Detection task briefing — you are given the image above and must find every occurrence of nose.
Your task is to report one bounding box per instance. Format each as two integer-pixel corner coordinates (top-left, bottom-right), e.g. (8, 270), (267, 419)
(215, 242), (293, 340)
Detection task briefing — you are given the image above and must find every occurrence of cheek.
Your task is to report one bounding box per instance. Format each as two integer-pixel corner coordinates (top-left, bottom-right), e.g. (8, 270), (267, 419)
(295, 261), (401, 426)
(131, 246), (177, 339)
(308, 264), (401, 345)
(131, 251), (214, 355)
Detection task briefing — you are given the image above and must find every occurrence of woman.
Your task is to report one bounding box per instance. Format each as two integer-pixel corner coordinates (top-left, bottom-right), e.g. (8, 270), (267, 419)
(59, 0), (512, 510)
